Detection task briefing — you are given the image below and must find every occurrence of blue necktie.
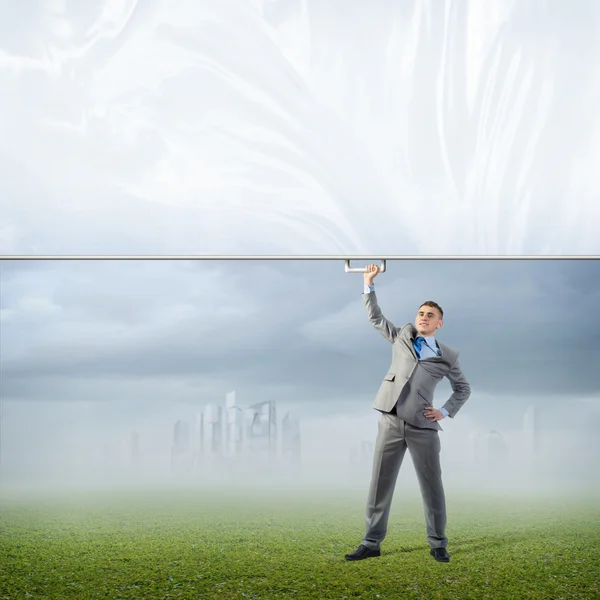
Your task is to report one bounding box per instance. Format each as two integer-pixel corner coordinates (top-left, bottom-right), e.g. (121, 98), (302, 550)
(414, 336), (438, 358)
(414, 336), (425, 358)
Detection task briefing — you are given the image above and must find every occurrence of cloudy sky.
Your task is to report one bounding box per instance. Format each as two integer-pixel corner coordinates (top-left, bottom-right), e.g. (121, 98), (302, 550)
(1, 0), (600, 255)
(1, 258), (599, 488)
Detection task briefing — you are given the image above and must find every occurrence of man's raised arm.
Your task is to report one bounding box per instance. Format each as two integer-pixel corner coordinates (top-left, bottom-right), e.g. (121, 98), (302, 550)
(362, 264), (400, 344)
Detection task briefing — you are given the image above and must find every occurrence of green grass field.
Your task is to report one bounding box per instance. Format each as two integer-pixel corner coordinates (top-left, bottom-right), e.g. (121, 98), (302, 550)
(1, 485), (599, 600)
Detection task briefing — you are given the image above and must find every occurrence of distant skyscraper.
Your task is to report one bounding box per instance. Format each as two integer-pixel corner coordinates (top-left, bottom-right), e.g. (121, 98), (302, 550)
(468, 430), (490, 469)
(194, 411), (205, 468)
(246, 401), (277, 462)
(360, 441), (374, 460)
(172, 420), (190, 452)
(486, 430), (507, 468)
(469, 430), (507, 469)
(350, 440), (374, 468)
(206, 404), (224, 457)
(282, 411), (301, 464)
(225, 391), (244, 458)
(171, 419), (190, 471)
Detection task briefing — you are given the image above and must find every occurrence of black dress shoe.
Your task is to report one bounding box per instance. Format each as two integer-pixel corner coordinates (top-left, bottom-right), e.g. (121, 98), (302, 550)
(430, 547), (450, 562)
(345, 544), (381, 561)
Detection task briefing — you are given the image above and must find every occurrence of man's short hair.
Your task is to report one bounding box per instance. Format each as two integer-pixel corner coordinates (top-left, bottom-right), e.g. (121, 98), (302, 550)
(419, 301), (444, 319)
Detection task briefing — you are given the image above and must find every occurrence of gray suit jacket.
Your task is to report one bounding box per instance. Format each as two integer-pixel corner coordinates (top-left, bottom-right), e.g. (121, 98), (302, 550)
(364, 291), (471, 431)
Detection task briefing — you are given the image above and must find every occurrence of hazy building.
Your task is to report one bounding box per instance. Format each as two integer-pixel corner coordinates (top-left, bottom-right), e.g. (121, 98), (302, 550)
(246, 400), (277, 463)
(486, 430), (507, 468)
(225, 391), (244, 458)
(350, 440), (374, 468)
(282, 411), (301, 464)
(469, 430), (507, 468)
(171, 419), (190, 471)
(469, 430), (489, 469)
(206, 404), (224, 457)
(360, 441), (374, 460)
(193, 411), (205, 469)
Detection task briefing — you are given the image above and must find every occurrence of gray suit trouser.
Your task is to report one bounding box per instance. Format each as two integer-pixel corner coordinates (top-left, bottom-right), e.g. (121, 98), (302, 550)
(361, 411), (448, 550)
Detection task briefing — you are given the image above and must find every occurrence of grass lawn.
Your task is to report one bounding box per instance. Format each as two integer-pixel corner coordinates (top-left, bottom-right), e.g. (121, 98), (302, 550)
(1, 485), (599, 599)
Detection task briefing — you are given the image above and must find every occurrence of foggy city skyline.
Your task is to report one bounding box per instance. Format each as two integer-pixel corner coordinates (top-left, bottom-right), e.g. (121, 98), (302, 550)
(1, 258), (599, 493)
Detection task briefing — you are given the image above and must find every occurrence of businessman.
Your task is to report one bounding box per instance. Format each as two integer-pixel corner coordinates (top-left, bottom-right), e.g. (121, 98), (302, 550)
(345, 264), (471, 563)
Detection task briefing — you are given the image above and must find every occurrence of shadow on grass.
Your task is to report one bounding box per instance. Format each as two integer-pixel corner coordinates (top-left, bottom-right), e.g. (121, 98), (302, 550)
(381, 531), (534, 558)
(447, 534), (537, 556)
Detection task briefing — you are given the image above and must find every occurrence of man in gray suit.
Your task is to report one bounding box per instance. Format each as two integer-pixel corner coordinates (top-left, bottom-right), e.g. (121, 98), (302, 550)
(345, 264), (471, 563)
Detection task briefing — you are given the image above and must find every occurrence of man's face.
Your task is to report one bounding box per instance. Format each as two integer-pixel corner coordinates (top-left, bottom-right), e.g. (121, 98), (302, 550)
(415, 305), (443, 337)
